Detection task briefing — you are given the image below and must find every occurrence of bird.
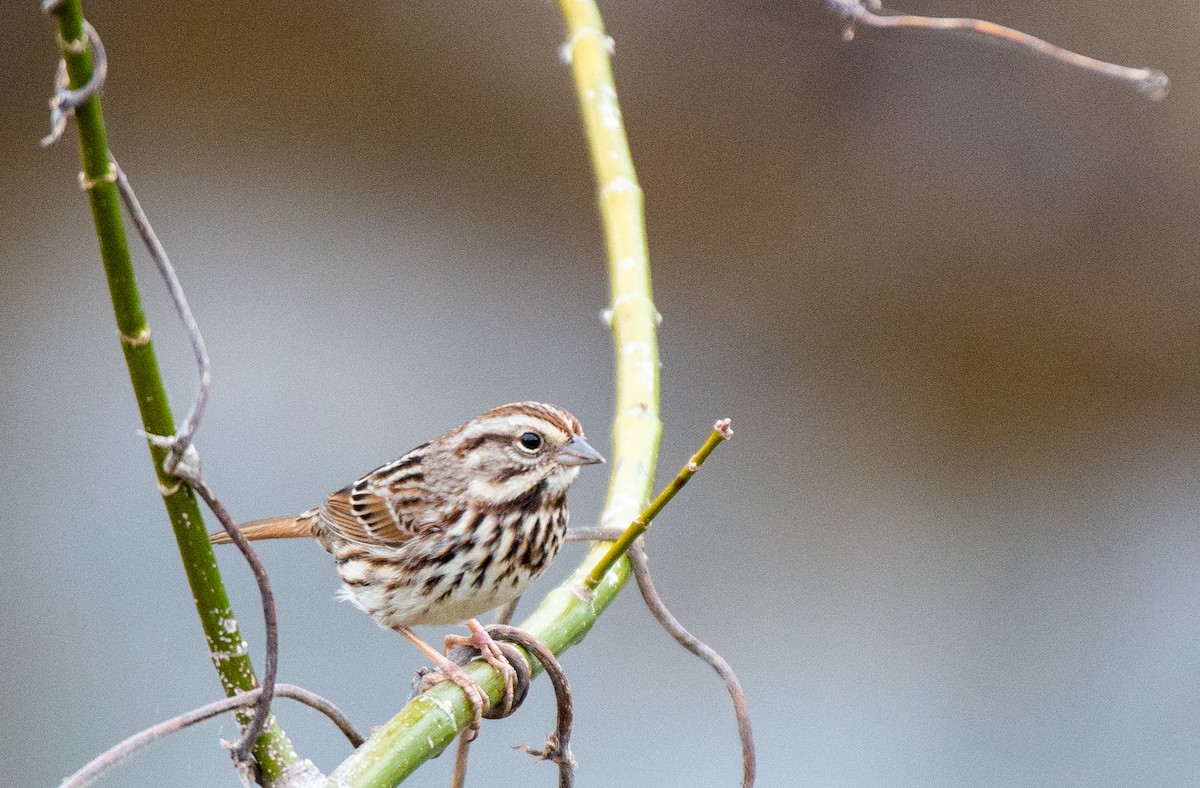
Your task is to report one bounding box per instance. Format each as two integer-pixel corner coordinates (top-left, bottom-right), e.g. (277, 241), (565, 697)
(210, 401), (604, 730)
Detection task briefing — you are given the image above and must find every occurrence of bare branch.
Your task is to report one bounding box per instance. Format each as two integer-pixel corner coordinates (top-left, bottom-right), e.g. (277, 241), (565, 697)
(60, 684), (360, 788)
(190, 476), (280, 764)
(827, 1), (1169, 100)
(630, 542), (755, 788)
(111, 157), (211, 475)
(108, 155), (275, 767)
(489, 626), (578, 788)
(567, 527), (755, 787)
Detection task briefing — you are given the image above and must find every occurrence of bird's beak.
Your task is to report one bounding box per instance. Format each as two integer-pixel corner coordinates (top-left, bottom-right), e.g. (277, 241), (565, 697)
(557, 435), (605, 466)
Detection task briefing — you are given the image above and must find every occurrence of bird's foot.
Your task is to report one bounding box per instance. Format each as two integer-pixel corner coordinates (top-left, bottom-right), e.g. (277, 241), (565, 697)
(445, 618), (518, 718)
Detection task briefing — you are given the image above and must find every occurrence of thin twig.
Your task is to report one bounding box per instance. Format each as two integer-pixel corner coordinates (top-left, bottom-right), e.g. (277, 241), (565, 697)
(585, 419), (733, 589)
(489, 626), (577, 788)
(111, 157), (211, 475)
(190, 477), (280, 765)
(40, 18), (106, 146)
(110, 156), (274, 766)
(567, 527), (755, 787)
(60, 683), (361, 788)
(563, 526), (625, 543)
(494, 598), (521, 627)
(826, 0), (1169, 100)
(630, 542), (754, 787)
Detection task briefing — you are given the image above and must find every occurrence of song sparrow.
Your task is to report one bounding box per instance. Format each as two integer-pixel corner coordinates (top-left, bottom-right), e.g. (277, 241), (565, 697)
(211, 401), (604, 729)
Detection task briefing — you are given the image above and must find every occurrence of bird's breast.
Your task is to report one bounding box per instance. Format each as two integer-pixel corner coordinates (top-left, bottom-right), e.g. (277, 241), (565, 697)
(328, 504), (568, 629)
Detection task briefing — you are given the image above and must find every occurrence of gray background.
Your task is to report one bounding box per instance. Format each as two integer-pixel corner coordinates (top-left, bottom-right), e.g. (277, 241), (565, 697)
(3, 1), (1199, 786)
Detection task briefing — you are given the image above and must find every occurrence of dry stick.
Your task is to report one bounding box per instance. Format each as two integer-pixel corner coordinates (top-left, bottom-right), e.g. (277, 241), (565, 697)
(189, 476), (280, 764)
(567, 528), (755, 788)
(111, 157), (210, 474)
(110, 156), (277, 765)
(490, 626), (577, 788)
(629, 542), (754, 788)
(60, 684), (363, 788)
(39, 17), (106, 147)
(825, 0), (1170, 100)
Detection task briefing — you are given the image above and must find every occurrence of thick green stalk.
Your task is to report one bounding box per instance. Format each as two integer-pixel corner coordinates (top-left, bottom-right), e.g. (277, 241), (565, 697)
(45, 2), (298, 780)
(328, 1), (661, 784)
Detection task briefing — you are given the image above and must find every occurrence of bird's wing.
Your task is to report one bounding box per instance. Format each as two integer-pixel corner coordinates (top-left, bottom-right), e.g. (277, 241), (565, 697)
(318, 452), (430, 546)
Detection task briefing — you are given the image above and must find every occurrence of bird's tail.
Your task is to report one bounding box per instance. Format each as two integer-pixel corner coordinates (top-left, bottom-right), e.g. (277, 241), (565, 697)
(210, 512), (317, 545)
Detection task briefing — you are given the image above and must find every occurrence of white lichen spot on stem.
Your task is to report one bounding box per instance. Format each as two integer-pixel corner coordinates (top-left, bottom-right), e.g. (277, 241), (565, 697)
(595, 84), (622, 130)
(559, 25), (605, 66)
(599, 489), (645, 527)
(570, 581), (598, 617)
(599, 175), (640, 196)
(426, 694), (459, 734)
(621, 340), (652, 358)
(618, 403), (657, 422)
(636, 359), (655, 387)
(210, 639), (250, 663)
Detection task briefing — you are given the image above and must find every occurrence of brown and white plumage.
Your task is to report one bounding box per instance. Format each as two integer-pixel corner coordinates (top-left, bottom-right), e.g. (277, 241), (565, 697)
(213, 401), (601, 626)
(210, 402), (603, 726)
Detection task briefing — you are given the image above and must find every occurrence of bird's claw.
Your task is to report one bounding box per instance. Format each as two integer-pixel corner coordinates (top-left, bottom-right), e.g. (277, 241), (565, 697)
(420, 661), (488, 740)
(445, 621), (518, 717)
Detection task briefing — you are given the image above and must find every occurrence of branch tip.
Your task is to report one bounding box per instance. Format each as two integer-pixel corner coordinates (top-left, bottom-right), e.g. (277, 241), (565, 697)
(584, 418), (733, 589)
(826, 1), (1169, 101)
(1135, 69), (1170, 101)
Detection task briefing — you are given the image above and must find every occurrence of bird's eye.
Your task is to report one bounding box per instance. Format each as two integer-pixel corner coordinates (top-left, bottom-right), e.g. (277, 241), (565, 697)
(518, 432), (543, 452)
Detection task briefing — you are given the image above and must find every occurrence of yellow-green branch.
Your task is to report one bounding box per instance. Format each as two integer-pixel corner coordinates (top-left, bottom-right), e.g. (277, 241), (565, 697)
(328, 1), (660, 784)
(586, 419), (732, 589)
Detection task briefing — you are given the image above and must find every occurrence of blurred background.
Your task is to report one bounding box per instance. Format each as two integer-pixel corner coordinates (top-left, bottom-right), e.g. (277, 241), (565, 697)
(2, 1), (1198, 785)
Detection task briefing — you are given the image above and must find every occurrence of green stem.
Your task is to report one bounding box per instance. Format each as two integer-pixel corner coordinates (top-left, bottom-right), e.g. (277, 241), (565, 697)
(586, 420), (732, 589)
(44, 2), (298, 780)
(328, 1), (660, 784)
